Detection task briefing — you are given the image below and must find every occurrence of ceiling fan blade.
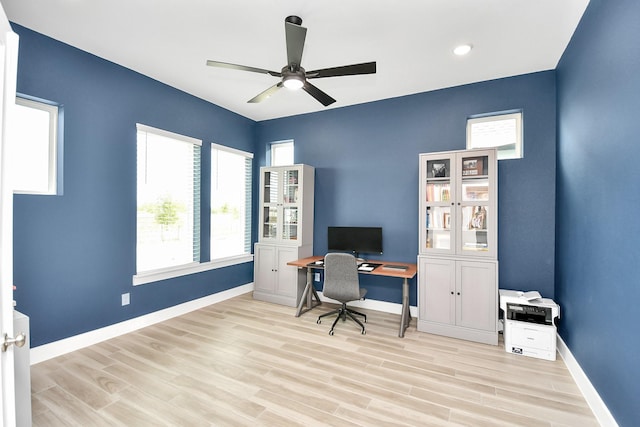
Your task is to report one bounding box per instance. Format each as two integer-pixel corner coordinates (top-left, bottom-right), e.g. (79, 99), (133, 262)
(285, 21), (307, 67)
(302, 81), (336, 106)
(248, 82), (284, 103)
(306, 61), (376, 79)
(206, 60), (281, 77)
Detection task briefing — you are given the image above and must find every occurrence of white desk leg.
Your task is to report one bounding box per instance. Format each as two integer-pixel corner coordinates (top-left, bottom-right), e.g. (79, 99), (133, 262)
(399, 277), (411, 338)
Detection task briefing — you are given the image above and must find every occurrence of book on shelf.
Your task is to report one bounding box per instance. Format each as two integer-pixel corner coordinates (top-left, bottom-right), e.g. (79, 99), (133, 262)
(426, 183), (450, 202)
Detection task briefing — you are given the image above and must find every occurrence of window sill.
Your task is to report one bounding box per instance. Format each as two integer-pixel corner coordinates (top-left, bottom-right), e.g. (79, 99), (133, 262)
(133, 254), (254, 286)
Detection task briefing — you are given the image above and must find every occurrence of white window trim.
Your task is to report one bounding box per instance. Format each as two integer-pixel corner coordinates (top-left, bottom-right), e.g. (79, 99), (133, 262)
(14, 96), (59, 195)
(136, 123), (202, 146)
(212, 142), (254, 159)
(132, 254), (254, 286)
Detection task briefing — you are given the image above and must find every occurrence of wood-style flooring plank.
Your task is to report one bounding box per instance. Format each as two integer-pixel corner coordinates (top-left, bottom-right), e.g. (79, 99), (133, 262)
(30, 292), (599, 426)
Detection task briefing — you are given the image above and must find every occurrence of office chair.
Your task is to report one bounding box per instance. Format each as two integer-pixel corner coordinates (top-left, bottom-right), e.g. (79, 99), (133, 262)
(317, 253), (368, 335)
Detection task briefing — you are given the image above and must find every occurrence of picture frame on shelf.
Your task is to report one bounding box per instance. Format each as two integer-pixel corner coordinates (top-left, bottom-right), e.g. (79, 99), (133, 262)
(443, 212), (451, 229)
(431, 162), (447, 178)
(462, 157), (484, 176)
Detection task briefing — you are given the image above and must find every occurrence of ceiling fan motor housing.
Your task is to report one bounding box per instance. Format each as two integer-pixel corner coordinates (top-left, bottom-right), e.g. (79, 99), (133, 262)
(282, 66), (305, 89)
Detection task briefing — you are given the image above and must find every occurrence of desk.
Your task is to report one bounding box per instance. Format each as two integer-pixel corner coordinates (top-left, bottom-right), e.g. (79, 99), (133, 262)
(287, 256), (417, 338)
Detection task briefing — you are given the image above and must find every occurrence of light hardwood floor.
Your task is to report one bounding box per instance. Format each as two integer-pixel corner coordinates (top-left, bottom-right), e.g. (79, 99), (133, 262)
(30, 293), (599, 426)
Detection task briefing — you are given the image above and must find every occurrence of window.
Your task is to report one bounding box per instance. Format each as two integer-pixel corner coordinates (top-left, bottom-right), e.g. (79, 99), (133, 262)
(467, 111), (523, 160)
(271, 140), (293, 166)
(136, 124), (201, 274)
(12, 96), (60, 194)
(210, 144), (252, 260)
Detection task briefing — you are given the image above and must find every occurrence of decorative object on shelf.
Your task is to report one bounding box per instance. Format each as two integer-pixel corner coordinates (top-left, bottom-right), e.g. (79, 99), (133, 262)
(443, 212), (451, 229)
(469, 206), (487, 230)
(462, 157), (484, 176)
(431, 162), (447, 177)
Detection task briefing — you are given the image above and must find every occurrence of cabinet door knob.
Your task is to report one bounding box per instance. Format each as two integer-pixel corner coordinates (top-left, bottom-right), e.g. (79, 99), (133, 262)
(450, 291), (454, 295)
(457, 292), (461, 295)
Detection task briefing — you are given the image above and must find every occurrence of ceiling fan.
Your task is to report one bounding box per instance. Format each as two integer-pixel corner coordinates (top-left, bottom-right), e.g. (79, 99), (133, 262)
(206, 15), (376, 107)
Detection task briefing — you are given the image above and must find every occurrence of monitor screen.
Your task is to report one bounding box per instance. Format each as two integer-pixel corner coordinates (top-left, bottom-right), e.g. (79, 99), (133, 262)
(327, 226), (383, 256)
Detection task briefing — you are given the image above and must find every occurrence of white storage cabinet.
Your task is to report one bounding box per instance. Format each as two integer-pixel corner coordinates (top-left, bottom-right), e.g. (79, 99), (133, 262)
(417, 149), (499, 345)
(253, 164), (314, 306)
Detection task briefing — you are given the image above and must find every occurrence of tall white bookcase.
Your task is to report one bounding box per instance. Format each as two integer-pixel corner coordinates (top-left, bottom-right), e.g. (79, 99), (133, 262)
(417, 149), (499, 345)
(253, 164), (315, 307)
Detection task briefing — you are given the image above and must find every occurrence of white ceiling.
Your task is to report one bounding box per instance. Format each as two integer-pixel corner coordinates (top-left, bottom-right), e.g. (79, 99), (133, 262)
(2, 0), (589, 122)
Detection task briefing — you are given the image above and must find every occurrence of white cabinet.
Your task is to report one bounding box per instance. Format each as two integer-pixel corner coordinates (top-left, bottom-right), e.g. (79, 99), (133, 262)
(258, 164), (314, 246)
(417, 149), (498, 345)
(254, 164), (315, 306)
(417, 257), (498, 345)
(253, 243), (310, 307)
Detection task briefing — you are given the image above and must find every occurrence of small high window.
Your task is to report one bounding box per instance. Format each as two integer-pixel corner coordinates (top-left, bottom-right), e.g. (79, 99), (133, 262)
(467, 111), (523, 160)
(271, 140), (294, 166)
(12, 96), (60, 194)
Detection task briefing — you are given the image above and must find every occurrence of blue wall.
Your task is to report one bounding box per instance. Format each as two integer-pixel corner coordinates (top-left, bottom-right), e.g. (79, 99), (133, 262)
(256, 72), (557, 304)
(556, 0), (640, 425)
(12, 25), (256, 347)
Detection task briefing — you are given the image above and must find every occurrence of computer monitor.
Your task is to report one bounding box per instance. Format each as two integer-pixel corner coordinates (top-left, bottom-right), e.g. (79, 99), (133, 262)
(327, 226), (383, 260)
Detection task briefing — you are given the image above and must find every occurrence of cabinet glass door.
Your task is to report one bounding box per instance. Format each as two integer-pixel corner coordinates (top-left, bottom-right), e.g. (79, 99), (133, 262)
(425, 206), (452, 250)
(282, 169), (300, 241)
(283, 207), (298, 241)
(262, 170), (279, 239)
(263, 207), (278, 239)
(459, 154), (491, 254)
(283, 169), (299, 204)
(424, 158), (454, 252)
(263, 170), (278, 203)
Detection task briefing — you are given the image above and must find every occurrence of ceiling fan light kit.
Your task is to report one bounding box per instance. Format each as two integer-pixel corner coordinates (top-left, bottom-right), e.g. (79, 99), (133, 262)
(282, 68), (305, 90)
(206, 15), (376, 107)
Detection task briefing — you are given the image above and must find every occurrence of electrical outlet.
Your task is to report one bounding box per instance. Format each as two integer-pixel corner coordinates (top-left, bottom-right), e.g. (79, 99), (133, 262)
(121, 293), (130, 306)
(314, 273), (320, 282)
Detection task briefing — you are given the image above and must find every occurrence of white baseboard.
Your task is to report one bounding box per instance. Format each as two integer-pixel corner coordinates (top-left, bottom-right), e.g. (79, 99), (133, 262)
(317, 291), (418, 318)
(30, 283), (254, 365)
(30, 286), (415, 365)
(557, 335), (618, 427)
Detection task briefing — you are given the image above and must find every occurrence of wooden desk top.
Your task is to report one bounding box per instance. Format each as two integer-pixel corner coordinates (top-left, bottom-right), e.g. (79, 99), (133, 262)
(288, 255), (417, 279)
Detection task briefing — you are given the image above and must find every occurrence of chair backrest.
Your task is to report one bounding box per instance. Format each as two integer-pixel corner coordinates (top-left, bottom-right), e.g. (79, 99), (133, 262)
(323, 253), (361, 303)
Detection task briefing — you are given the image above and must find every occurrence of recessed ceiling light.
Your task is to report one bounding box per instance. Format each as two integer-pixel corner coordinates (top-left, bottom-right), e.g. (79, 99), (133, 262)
(453, 44), (473, 56)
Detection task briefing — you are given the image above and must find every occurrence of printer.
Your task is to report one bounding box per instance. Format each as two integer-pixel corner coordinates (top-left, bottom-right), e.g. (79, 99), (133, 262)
(499, 289), (560, 361)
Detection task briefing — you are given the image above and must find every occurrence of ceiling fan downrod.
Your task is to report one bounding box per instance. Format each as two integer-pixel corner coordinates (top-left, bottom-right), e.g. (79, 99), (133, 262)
(285, 15), (302, 26)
